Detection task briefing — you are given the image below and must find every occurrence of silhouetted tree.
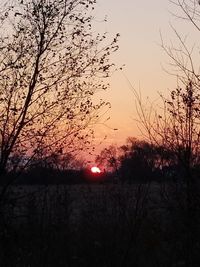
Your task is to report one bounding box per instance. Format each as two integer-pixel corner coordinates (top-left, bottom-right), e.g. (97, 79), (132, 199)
(119, 138), (167, 182)
(95, 144), (120, 174)
(0, 0), (119, 193)
(133, 1), (200, 265)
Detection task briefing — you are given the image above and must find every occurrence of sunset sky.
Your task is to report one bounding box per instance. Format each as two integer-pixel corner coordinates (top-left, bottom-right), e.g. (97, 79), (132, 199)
(90, 0), (198, 157)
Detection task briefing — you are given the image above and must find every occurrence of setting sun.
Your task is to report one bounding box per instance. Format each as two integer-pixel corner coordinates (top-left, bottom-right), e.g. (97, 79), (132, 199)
(91, 166), (101, 174)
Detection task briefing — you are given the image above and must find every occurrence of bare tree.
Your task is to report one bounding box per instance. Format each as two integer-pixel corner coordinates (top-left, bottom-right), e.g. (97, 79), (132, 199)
(132, 1), (200, 266)
(95, 144), (121, 174)
(0, 0), (119, 183)
(132, 0), (200, 187)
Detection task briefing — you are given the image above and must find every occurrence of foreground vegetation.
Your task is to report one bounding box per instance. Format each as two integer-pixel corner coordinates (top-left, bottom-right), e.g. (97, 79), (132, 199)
(0, 180), (199, 267)
(0, 153), (200, 267)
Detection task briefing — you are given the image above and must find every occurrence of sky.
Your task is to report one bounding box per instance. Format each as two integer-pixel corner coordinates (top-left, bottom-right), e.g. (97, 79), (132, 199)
(89, 0), (199, 158)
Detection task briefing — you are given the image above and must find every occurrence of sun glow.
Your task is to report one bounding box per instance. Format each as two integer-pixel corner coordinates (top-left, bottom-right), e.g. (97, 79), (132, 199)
(91, 166), (101, 174)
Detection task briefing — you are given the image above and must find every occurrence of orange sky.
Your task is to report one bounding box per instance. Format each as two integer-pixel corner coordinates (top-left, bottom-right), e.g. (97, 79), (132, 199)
(86, 0), (200, 161)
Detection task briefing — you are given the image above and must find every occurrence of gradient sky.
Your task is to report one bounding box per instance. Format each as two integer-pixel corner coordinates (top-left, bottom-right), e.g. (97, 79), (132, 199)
(88, 0), (199, 158)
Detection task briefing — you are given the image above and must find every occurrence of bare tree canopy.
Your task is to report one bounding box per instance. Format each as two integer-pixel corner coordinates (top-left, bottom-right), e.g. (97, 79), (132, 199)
(0, 0), (119, 176)
(132, 1), (200, 168)
(162, 0), (200, 84)
(133, 2), (200, 266)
